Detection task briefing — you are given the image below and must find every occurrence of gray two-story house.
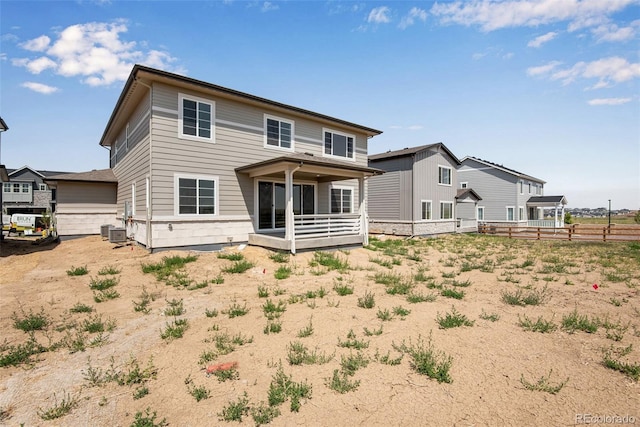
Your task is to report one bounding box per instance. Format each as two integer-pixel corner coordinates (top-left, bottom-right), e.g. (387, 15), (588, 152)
(368, 143), (481, 236)
(458, 157), (567, 228)
(2, 166), (68, 216)
(92, 65), (382, 253)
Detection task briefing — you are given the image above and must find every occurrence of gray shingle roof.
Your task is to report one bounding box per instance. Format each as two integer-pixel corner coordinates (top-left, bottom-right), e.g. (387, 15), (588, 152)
(369, 143), (461, 164)
(44, 169), (117, 183)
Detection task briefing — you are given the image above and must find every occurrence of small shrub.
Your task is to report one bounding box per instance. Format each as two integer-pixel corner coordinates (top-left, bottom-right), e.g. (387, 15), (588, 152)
(310, 251), (350, 272)
(394, 334), (453, 383)
(340, 352), (369, 376)
(12, 307), (50, 332)
(602, 351), (640, 381)
(333, 282), (354, 296)
(205, 308), (219, 318)
(363, 324), (383, 336)
(377, 308), (393, 321)
(160, 318), (189, 340)
(164, 298), (185, 316)
(406, 292), (437, 303)
(133, 386), (149, 400)
(89, 276), (119, 291)
(268, 365), (312, 412)
(326, 369), (360, 393)
(338, 330), (369, 350)
(269, 252), (290, 263)
(66, 265), (88, 276)
(274, 265), (292, 280)
(264, 321), (283, 334)
(374, 349), (404, 366)
(440, 288), (464, 300)
(185, 375), (212, 400)
(217, 252), (244, 261)
(262, 299), (286, 319)
(222, 260), (255, 274)
(251, 403), (281, 426)
(258, 286), (270, 298)
(131, 408), (168, 427)
(561, 309), (599, 334)
(82, 314), (117, 333)
(393, 306), (411, 317)
(226, 302), (249, 318)
(98, 265), (121, 275)
(287, 341), (333, 365)
(69, 303), (93, 313)
(479, 310), (500, 322)
(436, 307), (474, 329)
(518, 314), (557, 333)
(38, 391), (79, 420)
(297, 317), (314, 338)
(501, 285), (548, 306)
(218, 392), (251, 422)
(357, 291), (375, 309)
(93, 289), (120, 303)
(0, 336), (47, 367)
(521, 370), (568, 394)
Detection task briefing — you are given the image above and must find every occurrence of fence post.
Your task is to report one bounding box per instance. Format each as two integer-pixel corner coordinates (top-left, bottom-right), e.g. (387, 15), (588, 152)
(508, 227), (512, 239)
(603, 227), (606, 242)
(568, 227), (572, 241)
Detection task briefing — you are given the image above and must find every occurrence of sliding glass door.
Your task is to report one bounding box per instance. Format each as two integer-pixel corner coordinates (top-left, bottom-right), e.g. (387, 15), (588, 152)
(258, 182), (314, 230)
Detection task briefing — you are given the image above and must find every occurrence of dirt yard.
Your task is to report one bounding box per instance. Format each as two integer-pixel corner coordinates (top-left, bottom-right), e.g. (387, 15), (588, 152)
(1, 235), (638, 426)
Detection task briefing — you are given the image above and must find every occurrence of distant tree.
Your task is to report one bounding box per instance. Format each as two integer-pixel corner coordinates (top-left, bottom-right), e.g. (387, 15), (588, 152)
(564, 212), (573, 225)
(634, 211), (640, 224)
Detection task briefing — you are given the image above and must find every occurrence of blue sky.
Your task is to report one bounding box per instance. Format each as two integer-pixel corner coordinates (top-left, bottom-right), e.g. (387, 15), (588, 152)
(1, 0), (638, 209)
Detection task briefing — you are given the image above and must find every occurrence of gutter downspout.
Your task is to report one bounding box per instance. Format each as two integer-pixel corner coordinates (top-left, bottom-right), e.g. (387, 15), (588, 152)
(135, 77), (154, 251)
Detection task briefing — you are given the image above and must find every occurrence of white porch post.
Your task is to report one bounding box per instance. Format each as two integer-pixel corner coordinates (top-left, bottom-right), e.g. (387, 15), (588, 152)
(358, 176), (368, 245)
(285, 168), (295, 254)
(554, 206), (558, 229)
(560, 204), (565, 228)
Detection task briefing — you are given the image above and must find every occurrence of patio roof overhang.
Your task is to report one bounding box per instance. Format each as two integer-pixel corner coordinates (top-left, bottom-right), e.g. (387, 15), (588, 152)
(235, 152), (384, 182)
(527, 195), (567, 207)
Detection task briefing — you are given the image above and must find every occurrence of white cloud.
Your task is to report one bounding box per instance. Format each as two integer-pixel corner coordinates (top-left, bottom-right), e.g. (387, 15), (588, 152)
(12, 20), (182, 86)
(591, 20), (639, 42)
(261, 2), (279, 12)
(399, 7), (427, 29)
(21, 81), (59, 94)
(368, 6), (391, 24)
(528, 56), (640, 88)
(19, 35), (51, 52)
(587, 97), (632, 105)
(430, 0), (635, 32)
(528, 31), (558, 48)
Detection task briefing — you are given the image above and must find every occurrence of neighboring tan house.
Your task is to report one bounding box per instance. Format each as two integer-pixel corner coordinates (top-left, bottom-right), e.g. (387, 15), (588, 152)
(43, 169), (118, 237)
(458, 157), (567, 228)
(2, 166), (69, 216)
(90, 65), (382, 252)
(367, 143), (481, 236)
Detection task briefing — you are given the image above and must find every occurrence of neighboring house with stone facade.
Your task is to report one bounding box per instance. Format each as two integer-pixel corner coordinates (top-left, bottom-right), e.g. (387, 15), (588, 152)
(368, 143), (481, 236)
(2, 166), (68, 216)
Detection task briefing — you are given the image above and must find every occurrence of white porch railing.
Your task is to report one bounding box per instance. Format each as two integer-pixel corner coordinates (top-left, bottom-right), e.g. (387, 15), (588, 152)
(294, 214), (361, 239)
(528, 220), (561, 228)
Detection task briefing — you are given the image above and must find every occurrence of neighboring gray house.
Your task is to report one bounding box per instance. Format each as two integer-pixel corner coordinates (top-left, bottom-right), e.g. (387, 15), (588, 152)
(2, 166), (69, 216)
(44, 169), (118, 236)
(458, 157), (567, 228)
(87, 65), (382, 252)
(368, 143), (481, 236)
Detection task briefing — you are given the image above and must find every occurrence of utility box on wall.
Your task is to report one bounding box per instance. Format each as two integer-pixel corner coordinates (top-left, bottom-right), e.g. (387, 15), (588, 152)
(108, 227), (127, 243)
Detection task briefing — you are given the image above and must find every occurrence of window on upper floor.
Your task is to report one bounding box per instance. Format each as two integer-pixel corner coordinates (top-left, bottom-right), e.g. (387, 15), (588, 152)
(2, 183), (10, 193)
(519, 180), (524, 194)
(440, 201), (453, 219)
(176, 175), (218, 215)
(179, 94), (214, 141)
(39, 184), (47, 191)
(438, 166), (452, 186)
(265, 115), (293, 150)
(460, 182), (468, 189)
(324, 129), (354, 160)
(421, 200), (432, 220)
(21, 183), (30, 193)
(330, 187), (353, 214)
(528, 183), (531, 194)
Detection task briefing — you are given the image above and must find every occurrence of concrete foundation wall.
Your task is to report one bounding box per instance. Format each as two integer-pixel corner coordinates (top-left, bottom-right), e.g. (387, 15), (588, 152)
(369, 220), (455, 236)
(55, 212), (119, 236)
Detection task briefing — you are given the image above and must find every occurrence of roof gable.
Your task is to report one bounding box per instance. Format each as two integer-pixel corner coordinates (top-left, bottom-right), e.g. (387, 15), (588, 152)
(369, 143), (461, 165)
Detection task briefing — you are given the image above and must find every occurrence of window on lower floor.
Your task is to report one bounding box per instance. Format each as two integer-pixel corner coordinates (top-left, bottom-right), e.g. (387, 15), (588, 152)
(507, 207), (515, 221)
(176, 176), (218, 215)
(440, 202), (453, 219)
(519, 206), (524, 221)
(324, 129), (354, 160)
(421, 200), (432, 220)
(477, 206), (484, 221)
(330, 187), (353, 214)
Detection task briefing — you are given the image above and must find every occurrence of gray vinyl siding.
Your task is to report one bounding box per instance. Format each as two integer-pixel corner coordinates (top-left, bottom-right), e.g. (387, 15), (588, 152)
(112, 93), (151, 219)
(368, 156), (411, 220)
(413, 150), (458, 221)
(56, 182), (117, 206)
(458, 159), (518, 221)
(149, 83), (367, 217)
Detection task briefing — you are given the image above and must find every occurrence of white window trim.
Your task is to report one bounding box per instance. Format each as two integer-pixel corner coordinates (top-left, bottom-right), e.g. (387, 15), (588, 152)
(39, 183), (47, 191)
(174, 173), (219, 217)
(460, 182), (468, 189)
(519, 180), (524, 195)
(178, 93), (215, 143)
(420, 200), (432, 220)
(439, 201), (454, 220)
(477, 206), (485, 221)
(519, 206), (524, 221)
(264, 114), (295, 152)
(329, 185), (355, 214)
(438, 165), (452, 186)
(323, 128), (356, 162)
(506, 206), (515, 221)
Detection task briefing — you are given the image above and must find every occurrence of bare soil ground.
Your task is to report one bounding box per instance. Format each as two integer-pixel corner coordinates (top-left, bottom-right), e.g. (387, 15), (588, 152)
(1, 235), (639, 426)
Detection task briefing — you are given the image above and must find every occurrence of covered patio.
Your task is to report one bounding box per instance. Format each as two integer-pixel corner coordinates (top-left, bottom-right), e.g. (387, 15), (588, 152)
(527, 195), (568, 228)
(236, 153), (382, 254)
